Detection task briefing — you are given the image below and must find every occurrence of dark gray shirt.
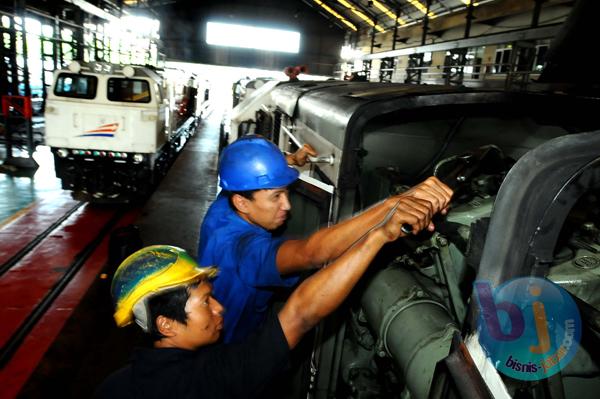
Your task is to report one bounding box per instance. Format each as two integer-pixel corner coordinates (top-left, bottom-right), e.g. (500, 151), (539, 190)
(94, 311), (290, 399)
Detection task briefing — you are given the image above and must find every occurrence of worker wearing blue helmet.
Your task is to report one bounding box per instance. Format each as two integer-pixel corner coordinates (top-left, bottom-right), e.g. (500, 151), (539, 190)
(198, 135), (453, 343)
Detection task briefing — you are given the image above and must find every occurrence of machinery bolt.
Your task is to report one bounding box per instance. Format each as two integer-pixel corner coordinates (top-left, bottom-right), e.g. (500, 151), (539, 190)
(437, 236), (448, 246)
(357, 309), (367, 324)
(378, 350), (387, 358)
(583, 222), (596, 231)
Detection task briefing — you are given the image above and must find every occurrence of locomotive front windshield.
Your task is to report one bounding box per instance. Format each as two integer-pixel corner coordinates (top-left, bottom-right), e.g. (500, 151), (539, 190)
(54, 73), (97, 99)
(107, 78), (151, 103)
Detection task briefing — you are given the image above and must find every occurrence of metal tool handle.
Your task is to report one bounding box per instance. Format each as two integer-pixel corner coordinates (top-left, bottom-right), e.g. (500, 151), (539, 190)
(281, 125), (335, 166)
(307, 155), (335, 165)
(401, 224), (413, 234)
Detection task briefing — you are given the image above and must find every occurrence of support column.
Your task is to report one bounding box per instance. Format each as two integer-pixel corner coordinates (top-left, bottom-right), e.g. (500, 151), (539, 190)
(421, 0), (432, 46)
(531, 0), (547, 28)
(16, 0), (31, 97)
(392, 7), (400, 50)
(72, 8), (85, 61)
(1, 1), (38, 171)
(370, 18), (380, 54)
(464, 0), (475, 38)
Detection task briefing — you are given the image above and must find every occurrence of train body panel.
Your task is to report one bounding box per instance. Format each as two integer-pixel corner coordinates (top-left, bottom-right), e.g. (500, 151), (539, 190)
(46, 98), (165, 154)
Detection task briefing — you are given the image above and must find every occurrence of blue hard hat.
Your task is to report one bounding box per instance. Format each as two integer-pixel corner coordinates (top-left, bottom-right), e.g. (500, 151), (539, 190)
(219, 135), (299, 191)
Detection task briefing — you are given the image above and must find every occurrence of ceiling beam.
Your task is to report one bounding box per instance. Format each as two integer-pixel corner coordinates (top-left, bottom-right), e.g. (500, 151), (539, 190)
(384, 0), (419, 23)
(65, 0), (120, 22)
(336, 0), (385, 31)
(301, 0), (358, 31)
(367, 0), (409, 27)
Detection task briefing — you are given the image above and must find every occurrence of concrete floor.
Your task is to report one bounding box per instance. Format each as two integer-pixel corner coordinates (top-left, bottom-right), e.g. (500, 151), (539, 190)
(136, 110), (220, 257)
(0, 146), (63, 225)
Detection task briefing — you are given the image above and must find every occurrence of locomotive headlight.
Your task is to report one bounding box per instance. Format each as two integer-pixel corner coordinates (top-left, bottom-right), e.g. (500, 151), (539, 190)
(133, 154), (144, 164)
(57, 148), (69, 158)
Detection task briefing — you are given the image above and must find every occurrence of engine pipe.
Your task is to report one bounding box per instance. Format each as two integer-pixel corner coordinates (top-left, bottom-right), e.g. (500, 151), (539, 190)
(361, 266), (458, 399)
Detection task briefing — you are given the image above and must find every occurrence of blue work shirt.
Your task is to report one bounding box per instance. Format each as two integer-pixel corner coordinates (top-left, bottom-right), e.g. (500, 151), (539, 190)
(198, 193), (299, 343)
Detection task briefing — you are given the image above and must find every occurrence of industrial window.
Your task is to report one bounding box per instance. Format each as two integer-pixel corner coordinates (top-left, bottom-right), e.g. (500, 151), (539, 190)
(107, 78), (151, 103)
(206, 22), (300, 53)
(533, 45), (549, 72)
(464, 47), (483, 79)
(494, 46), (512, 73)
(54, 73), (97, 99)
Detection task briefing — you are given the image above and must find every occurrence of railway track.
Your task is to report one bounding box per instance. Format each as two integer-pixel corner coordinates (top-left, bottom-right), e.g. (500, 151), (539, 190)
(0, 201), (84, 277)
(0, 193), (140, 397)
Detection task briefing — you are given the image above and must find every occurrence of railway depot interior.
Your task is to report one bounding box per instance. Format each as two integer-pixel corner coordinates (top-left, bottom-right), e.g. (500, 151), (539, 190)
(1, 0), (600, 398)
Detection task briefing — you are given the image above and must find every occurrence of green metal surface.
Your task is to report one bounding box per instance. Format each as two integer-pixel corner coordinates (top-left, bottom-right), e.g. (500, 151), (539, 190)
(361, 266), (458, 399)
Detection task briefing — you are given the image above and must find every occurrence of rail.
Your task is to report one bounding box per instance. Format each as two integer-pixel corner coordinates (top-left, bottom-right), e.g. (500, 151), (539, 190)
(0, 206), (126, 368)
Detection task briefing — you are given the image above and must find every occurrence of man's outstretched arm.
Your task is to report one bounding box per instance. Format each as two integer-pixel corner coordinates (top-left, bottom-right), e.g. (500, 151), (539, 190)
(277, 196), (432, 349)
(276, 176), (453, 274)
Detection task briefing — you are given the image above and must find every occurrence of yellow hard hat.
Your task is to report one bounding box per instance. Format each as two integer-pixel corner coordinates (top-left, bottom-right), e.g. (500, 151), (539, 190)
(111, 245), (217, 331)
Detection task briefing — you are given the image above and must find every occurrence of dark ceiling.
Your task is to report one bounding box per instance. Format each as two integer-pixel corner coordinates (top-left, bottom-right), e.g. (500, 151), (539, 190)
(124, 0), (476, 33)
(5, 0), (348, 73)
(145, 0), (346, 73)
(4, 0), (521, 73)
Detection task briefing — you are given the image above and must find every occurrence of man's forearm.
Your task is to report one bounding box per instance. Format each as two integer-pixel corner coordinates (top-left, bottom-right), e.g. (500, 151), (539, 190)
(302, 199), (393, 263)
(277, 195), (439, 348)
(276, 176), (451, 274)
(278, 230), (388, 348)
(276, 198), (394, 272)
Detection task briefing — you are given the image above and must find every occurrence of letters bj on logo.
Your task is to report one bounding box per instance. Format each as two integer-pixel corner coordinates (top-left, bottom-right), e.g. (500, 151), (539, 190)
(474, 277), (581, 380)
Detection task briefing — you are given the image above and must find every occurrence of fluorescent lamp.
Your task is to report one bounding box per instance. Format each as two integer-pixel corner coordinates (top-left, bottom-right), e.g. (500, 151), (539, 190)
(313, 0), (357, 31)
(406, 0), (436, 18)
(337, 0), (385, 32)
(372, 1), (406, 25)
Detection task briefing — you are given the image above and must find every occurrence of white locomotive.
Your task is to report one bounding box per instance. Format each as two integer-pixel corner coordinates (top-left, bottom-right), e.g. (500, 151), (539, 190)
(44, 61), (207, 201)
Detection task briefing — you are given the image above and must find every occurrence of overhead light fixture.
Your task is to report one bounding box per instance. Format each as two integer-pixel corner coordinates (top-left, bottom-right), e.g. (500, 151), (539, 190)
(460, 0), (480, 6)
(371, 1), (406, 25)
(406, 0), (436, 18)
(313, 0), (357, 31)
(206, 22), (301, 53)
(337, 0), (385, 32)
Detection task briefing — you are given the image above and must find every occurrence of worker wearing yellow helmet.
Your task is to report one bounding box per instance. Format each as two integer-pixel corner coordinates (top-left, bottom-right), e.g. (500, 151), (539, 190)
(111, 245), (218, 334)
(95, 191), (445, 398)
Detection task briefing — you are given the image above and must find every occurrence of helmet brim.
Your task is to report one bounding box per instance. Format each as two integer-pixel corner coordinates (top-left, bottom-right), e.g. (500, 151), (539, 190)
(271, 166), (300, 189)
(220, 165), (299, 191)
